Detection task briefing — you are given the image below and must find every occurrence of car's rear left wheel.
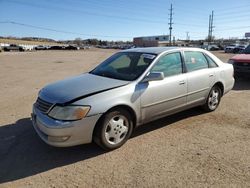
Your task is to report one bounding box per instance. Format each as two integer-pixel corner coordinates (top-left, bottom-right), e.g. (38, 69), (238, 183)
(203, 85), (222, 112)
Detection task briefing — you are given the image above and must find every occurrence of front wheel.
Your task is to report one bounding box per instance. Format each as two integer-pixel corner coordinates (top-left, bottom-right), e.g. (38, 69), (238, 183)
(203, 86), (222, 112)
(93, 109), (134, 150)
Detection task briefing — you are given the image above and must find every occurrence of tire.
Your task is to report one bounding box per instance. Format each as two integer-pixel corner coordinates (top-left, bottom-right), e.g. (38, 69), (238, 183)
(203, 85), (222, 112)
(93, 109), (134, 151)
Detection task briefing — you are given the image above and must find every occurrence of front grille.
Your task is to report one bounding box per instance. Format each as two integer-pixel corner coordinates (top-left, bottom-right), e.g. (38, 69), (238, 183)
(35, 97), (53, 113)
(234, 62), (250, 67)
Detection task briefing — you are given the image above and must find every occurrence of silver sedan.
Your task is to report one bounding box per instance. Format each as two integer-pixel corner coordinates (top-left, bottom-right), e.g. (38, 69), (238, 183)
(32, 47), (235, 150)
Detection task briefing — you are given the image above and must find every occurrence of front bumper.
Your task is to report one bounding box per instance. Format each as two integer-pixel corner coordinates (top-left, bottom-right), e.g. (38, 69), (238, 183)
(32, 105), (102, 147)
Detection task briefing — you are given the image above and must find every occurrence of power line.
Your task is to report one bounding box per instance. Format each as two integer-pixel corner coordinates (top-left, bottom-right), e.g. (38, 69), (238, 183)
(175, 23), (207, 27)
(5, 0), (167, 25)
(174, 3), (250, 17)
(176, 3), (250, 13)
(2, 1), (249, 40)
(82, 0), (163, 11)
(215, 16), (250, 22)
(214, 4), (250, 12)
(175, 29), (207, 34)
(81, 0), (169, 13)
(48, 0), (169, 20)
(214, 17), (250, 24)
(215, 26), (250, 31)
(0, 21), (133, 39)
(215, 12), (250, 18)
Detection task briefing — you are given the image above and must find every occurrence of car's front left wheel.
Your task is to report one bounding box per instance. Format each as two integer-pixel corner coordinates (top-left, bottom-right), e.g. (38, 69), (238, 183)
(93, 109), (134, 150)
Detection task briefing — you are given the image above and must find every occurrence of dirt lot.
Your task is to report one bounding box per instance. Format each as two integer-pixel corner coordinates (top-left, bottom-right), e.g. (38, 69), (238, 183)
(0, 49), (249, 187)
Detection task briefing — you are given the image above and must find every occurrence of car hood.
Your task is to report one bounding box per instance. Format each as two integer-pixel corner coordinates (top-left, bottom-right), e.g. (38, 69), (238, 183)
(231, 54), (250, 63)
(39, 73), (129, 104)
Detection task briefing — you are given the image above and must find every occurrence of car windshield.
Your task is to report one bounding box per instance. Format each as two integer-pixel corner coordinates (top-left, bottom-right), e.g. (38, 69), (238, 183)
(90, 52), (157, 81)
(243, 45), (250, 54)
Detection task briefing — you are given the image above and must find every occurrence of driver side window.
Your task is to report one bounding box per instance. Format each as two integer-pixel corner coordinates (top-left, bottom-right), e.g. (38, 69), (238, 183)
(109, 55), (131, 69)
(151, 52), (183, 77)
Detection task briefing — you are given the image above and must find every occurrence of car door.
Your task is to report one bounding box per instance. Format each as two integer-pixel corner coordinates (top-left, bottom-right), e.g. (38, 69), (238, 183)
(139, 52), (187, 123)
(183, 51), (215, 106)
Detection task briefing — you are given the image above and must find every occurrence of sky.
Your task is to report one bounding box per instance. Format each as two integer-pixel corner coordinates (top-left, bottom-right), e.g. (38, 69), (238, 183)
(0, 0), (250, 41)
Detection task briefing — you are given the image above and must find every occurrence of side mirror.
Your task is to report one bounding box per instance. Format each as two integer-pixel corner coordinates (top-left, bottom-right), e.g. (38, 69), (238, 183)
(142, 72), (164, 82)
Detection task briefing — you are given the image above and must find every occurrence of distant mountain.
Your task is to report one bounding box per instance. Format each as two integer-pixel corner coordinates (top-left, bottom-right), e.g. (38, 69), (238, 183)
(0, 36), (132, 46)
(21, 37), (56, 42)
(0, 36), (56, 43)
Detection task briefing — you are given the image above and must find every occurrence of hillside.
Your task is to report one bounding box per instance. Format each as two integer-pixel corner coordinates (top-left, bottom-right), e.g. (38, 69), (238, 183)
(0, 38), (60, 45)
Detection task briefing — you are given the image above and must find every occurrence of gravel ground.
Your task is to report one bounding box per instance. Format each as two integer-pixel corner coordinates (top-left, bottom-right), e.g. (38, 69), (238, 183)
(0, 49), (249, 187)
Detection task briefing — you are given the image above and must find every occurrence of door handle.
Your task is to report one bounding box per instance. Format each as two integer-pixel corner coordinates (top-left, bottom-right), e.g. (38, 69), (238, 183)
(209, 74), (214, 77)
(179, 80), (186, 85)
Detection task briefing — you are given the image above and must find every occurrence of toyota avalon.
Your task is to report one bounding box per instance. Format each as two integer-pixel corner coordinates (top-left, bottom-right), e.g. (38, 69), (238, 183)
(32, 47), (234, 150)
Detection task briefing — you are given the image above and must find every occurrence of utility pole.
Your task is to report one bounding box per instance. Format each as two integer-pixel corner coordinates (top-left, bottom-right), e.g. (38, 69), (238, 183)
(211, 10), (214, 42)
(208, 14), (211, 44)
(186, 32), (189, 41)
(208, 11), (214, 45)
(169, 3), (173, 46)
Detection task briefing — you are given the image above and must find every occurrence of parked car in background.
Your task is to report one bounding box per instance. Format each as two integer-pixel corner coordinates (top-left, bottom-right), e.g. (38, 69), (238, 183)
(233, 45), (248, 54)
(3, 44), (24, 52)
(224, 44), (238, 53)
(35, 45), (48, 50)
(217, 44), (225, 50)
(209, 45), (220, 51)
(48, 45), (64, 50)
(82, 46), (91, 50)
(201, 45), (220, 51)
(64, 45), (79, 50)
(228, 45), (250, 77)
(32, 47), (235, 150)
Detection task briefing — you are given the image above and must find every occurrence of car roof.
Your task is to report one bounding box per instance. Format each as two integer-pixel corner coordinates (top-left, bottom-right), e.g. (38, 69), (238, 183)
(122, 47), (204, 54)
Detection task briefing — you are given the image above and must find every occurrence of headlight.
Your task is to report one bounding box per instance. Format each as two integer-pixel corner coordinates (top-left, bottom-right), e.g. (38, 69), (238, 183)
(48, 105), (90, 121)
(228, 59), (234, 64)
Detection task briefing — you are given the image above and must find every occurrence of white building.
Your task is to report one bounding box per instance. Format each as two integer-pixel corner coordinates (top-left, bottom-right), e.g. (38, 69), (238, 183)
(133, 35), (170, 47)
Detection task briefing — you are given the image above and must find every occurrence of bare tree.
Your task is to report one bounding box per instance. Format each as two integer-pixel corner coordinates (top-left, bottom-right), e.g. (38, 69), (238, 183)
(74, 37), (82, 46)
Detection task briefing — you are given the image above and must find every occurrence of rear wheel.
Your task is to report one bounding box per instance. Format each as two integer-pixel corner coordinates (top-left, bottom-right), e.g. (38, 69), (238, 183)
(203, 86), (222, 112)
(94, 109), (133, 150)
